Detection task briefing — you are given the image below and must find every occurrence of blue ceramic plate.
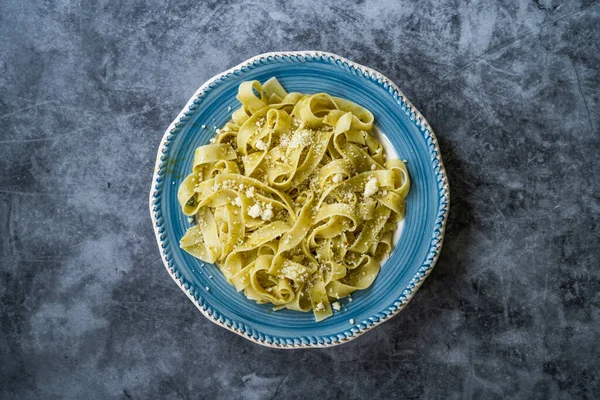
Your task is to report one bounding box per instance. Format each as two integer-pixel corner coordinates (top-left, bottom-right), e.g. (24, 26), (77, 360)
(149, 51), (449, 348)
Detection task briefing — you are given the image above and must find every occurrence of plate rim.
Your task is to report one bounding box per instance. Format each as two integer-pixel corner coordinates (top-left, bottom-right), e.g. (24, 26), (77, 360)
(149, 50), (450, 349)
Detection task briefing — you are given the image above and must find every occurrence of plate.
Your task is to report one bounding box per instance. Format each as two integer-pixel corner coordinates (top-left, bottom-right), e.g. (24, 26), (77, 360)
(149, 51), (449, 348)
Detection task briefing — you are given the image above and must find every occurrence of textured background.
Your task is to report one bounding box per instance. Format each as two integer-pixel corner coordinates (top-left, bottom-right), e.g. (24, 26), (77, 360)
(1, 0), (599, 398)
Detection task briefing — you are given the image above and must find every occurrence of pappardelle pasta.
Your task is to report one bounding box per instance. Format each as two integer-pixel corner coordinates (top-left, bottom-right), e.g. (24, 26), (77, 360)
(178, 78), (410, 321)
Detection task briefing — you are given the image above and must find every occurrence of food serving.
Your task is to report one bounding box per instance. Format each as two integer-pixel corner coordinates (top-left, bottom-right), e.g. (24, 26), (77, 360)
(177, 77), (410, 321)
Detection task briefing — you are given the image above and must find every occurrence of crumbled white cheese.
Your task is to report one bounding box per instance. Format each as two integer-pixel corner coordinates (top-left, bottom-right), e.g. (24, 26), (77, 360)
(209, 137), (216, 144)
(349, 318), (355, 324)
(348, 297), (353, 302)
(315, 302), (325, 311)
(255, 139), (267, 150)
(371, 164), (376, 170)
(261, 203), (273, 221)
(332, 302), (341, 311)
(248, 203), (262, 218)
(261, 208), (273, 221)
(201, 124), (207, 129)
(233, 196), (243, 207)
(245, 187), (255, 198)
(227, 106), (232, 111)
(363, 177), (379, 198)
(332, 174), (343, 183)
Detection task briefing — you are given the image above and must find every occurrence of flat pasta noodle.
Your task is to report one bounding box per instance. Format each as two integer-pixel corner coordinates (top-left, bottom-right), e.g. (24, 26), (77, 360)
(177, 77), (410, 322)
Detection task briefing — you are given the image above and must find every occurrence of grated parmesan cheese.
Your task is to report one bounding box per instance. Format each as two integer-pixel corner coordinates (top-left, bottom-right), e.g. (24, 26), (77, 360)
(363, 177), (379, 198)
(332, 302), (341, 311)
(332, 174), (343, 184)
(261, 206), (274, 221)
(289, 129), (312, 148)
(315, 302), (325, 311)
(255, 139), (267, 150)
(248, 203), (262, 218)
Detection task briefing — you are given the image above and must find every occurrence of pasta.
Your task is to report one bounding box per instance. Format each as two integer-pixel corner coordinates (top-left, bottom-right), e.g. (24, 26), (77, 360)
(178, 78), (410, 321)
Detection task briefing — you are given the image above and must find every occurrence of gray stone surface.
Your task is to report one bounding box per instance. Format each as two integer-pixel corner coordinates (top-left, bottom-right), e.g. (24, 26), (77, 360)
(1, 0), (599, 398)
